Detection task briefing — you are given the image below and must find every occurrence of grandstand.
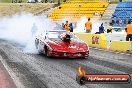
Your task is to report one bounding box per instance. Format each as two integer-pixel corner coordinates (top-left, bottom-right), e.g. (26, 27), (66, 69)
(48, 0), (109, 22)
(112, 2), (132, 27)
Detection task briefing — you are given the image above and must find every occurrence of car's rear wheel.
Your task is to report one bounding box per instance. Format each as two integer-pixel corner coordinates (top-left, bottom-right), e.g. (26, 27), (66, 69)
(35, 39), (39, 49)
(44, 46), (50, 57)
(37, 46), (42, 54)
(35, 41), (42, 54)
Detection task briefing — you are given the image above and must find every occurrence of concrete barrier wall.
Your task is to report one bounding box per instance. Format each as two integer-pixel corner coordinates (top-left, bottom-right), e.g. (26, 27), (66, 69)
(75, 33), (132, 52)
(109, 41), (132, 52)
(105, 33), (126, 47)
(74, 33), (107, 49)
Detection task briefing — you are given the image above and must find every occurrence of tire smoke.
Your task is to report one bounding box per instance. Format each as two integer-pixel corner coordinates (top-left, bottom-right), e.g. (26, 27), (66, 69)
(73, 17), (104, 33)
(0, 13), (56, 53)
(0, 13), (126, 54)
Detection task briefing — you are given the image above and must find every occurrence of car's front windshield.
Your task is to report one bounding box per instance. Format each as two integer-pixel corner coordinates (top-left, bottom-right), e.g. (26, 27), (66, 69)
(47, 32), (78, 40)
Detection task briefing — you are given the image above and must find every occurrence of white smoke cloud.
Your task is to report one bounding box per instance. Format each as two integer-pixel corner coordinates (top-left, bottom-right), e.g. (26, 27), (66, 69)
(0, 13), (56, 54)
(73, 17), (103, 33)
(0, 13), (126, 54)
(73, 16), (87, 33)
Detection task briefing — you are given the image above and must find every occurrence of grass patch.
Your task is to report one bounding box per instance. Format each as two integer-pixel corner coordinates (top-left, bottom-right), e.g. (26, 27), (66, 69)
(0, 0), (27, 3)
(0, 3), (53, 16)
(0, 0), (65, 3)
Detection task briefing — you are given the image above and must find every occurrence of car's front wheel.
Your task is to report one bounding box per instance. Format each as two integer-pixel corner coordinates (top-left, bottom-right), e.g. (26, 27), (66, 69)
(84, 56), (89, 59)
(84, 51), (89, 59)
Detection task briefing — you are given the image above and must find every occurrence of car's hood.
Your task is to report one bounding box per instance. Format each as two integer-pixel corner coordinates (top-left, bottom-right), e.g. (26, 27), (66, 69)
(48, 39), (88, 52)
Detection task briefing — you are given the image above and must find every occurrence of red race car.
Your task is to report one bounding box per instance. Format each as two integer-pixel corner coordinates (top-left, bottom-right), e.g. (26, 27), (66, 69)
(35, 30), (89, 58)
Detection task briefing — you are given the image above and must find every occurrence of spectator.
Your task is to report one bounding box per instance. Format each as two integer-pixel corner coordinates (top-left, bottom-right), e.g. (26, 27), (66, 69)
(58, 0), (60, 5)
(116, 19), (119, 24)
(59, 6), (61, 9)
(64, 21), (70, 32)
(112, 20), (115, 24)
(79, 5), (81, 7)
(12, 0), (17, 3)
(35, 0), (38, 3)
(63, 0), (66, 2)
(94, 12), (98, 16)
(93, 12), (96, 16)
(62, 23), (64, 30)
(119, 19), (123, 24)
(107, 23), (113, 33)
(100, 12), (103, 17)
(103, 5), (105, 8)
(85, 18), (92, 33)
(119, 0), (122, 2)
(41, 0), (44, 3)
(126, 20), (128, 24)
(69, 23), (73, 32)
(128, 19), (131, 23)
(99, 23), (105, 33)
(112, 13), (116, 18)
(124, 20), (127, 24)
(126, 21), (132, 41)
(18, 0), (22, 3)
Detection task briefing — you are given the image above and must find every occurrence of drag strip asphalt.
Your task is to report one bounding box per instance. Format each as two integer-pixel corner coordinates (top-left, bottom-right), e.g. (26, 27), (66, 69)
(0, 40), (132, 88)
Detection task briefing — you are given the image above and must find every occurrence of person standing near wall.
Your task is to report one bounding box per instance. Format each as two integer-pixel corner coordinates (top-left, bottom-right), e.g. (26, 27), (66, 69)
(85, 18), (92, 33)
(126, 21), (132, 41)
(62, 23), (64, 30)
(69, 23), (73, 32)
(107, 23), (113, 33)
(99, 23), (105, 33)
(64, 21), (70, 32)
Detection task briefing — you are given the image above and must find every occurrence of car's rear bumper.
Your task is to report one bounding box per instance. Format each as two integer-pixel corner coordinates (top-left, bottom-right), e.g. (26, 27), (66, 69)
(48, 51), (89, 58)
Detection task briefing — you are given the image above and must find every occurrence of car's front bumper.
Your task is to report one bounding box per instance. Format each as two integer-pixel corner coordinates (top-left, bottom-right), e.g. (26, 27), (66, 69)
(48, 51), (89, 58)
